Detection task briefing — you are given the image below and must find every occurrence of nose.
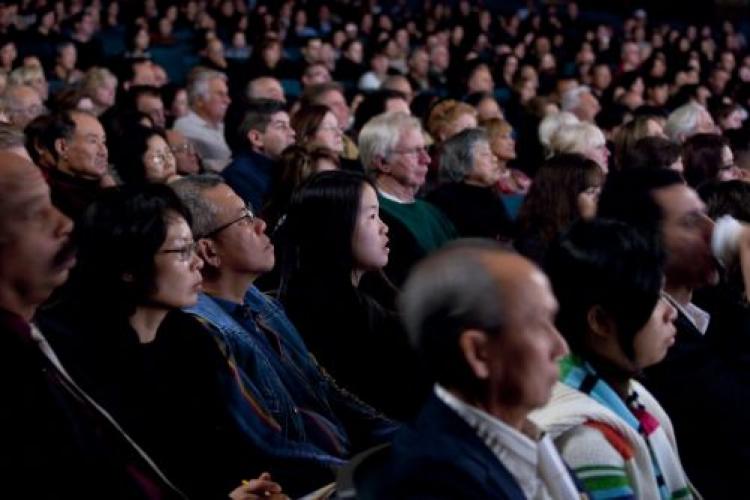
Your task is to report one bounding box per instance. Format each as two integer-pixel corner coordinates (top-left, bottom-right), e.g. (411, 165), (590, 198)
(380, 218), (388, 235)
(663, 298), (678, 324)
(254, 217), (267, 234)
(54, 206), (74, 238)
(551, 326), (570, 360)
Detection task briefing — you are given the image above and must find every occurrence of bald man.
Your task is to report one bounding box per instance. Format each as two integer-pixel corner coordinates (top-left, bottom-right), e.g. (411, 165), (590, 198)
(372, 241), (580, 499)
(0, 152), (182, 498)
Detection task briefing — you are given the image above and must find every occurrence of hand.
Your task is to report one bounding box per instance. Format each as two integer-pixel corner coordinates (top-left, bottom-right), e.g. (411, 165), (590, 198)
(228, 472), (286, 500)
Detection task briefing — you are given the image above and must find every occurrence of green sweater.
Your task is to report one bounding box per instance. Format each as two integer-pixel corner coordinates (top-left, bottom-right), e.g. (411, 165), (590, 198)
(378, 195), (457, 253)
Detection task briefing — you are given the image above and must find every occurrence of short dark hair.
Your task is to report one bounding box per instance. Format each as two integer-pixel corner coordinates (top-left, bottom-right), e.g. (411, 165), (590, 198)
(597, 167), (684, 240)
(624, 136), (682, 171)
(682, 133), (730, 189)
(72, 184), (192, 317)
(231, 98), (286, 152)
(353, 89), (407, 134)
(546, 218), (664, 362)
(702, 180), (750, 223)
(24, 112), (76, 164)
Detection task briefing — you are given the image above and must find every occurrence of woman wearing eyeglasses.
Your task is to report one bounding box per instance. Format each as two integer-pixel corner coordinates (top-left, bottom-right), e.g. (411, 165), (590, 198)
(291, 104), (345, 155)
(113, 124), (180, 185)
(36, 184), (292, 498)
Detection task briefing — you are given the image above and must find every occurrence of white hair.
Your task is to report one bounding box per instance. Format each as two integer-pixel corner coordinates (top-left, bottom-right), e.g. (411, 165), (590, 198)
(186, 69), (227, 107)
(549, 122), (606, 155)
(539, 111), (580, 155)
(561, 85), (592, 112)
(664, 102), (709, 143)
(358, 111), (422, 172)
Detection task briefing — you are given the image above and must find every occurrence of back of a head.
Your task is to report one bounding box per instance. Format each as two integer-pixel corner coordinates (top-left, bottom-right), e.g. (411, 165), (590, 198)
(682, 133), (728, 189)
(398, 239), (508, 390)
(546, 218), (664, 361)
(665, 102), (702, 143)
(598, 167), (684, 238)
(624, 136), (681, 171)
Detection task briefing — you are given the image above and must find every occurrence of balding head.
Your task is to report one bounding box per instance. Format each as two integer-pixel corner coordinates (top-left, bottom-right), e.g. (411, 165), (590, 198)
(246, 76), (286, 103)
(0, 152), (74, 319)
(399, 240), (567, 424)
(3, 84), (44, 129)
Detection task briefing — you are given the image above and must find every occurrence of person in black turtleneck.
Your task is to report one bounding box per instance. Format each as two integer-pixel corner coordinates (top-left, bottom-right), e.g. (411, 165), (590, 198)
(427, 128), (514, 242)
(25, 110), (111, 222)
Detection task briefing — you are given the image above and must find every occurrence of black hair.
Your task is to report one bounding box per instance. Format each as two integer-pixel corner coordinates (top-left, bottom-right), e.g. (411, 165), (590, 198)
(624, 136), (682, 171)
(24, 112), (76, 164)
(72, 184), (192, 317)
(682, 133), (730, 189)
(598, 167), (685, 242)
(113, 124), (168, 185)
(353, 89), (408, 134)
(279, 170), (375, 296)
(225, 98), (286, 154)
(546, 218), (664, 362)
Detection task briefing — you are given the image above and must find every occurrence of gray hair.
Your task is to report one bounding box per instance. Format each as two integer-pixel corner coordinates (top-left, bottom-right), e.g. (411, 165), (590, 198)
(665, 102), (709, 143)
(439, 128), (489, 183)
(398, 239), (508, 389)
(358, 111), (422, 173)
(549, 122), (606, 156)
(170, 173), (224, 238)
(0, 122), (25, 150)
(560, 85), (591, 113)
(186, 68), (227, 107)
(538, 111), (580, 154)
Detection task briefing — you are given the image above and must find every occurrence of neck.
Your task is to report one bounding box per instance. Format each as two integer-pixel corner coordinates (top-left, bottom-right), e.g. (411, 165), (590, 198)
(376, 175), (417, 202)
(0, 292), (36, 322)
(129, 306), (169, 343)
(664, 283), (692, 306)
(451, 388), (527, 431)
(587, 356), (631, 400)
(202, 270), (256, 304)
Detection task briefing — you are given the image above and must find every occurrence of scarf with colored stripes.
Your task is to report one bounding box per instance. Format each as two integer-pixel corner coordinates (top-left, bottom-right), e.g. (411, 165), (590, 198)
(560, 355), (693, 500)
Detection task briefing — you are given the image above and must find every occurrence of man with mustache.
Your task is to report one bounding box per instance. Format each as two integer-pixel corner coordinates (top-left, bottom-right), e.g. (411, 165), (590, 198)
(0, 152), (183, 498)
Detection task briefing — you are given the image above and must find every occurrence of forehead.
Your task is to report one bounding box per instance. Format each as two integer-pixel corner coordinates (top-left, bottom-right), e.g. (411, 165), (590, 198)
(72, 113), (104, 134)
(269, 111), (290, 122)
(206, 183), (245, 213)
(654, 184), (704, 219)
(164, 215), (192, 241)
(1, 162), (47, 211)
(395, 126), (423, 148)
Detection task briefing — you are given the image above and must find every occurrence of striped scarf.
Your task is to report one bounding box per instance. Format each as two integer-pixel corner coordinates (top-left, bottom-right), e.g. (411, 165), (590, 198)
(560, 355), (693, 500)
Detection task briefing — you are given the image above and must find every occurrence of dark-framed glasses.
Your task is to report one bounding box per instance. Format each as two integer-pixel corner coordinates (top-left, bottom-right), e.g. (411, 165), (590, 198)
(159, 241), (198, 262)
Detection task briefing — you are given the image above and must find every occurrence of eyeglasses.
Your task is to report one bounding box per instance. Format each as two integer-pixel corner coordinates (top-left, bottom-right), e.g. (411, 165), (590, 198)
(201, 205), (255, 238)
(170, 143), (194, 154)
(159, 241), (198, 262)
(146, 150), (174, 166)
(318, 123), (342, 133)
(390, 146), (429, 157)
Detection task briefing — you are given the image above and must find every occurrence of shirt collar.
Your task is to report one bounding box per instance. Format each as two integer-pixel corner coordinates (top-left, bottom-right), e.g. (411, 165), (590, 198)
(662, 292), (711, 334)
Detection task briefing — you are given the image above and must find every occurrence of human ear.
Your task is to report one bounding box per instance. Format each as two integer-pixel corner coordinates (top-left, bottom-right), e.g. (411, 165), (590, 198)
(587, 305), (615, 340)
(458, 329), (491, 380)
(196, 238), (220, 268)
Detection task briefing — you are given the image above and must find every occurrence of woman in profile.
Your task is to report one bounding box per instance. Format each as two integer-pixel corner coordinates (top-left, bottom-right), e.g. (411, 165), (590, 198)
(533, 219), (695, 499)
(279, 170), (429, 419)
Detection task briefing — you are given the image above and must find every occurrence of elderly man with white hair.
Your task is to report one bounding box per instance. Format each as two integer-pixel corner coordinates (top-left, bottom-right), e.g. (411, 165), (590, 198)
(560, 86), (601, 123)
(664, 102), (717, 143)
(550, 122), (610, 173)
(358, 112), (457, 291)
(174, 69), (232, 171)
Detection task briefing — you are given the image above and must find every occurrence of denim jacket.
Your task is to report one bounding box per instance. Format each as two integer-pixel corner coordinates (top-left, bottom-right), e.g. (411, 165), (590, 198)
(185, 288), (398, 460)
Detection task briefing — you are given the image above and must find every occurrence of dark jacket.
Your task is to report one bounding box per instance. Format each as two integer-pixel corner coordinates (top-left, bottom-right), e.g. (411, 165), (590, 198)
(282, 276), (430, 420)
(426, 182), (514, 241)
(0, 308), (181, 499)
(376, 394), (528, 499)
(222, 149), (275, 211)
(642, 307), (750, 499)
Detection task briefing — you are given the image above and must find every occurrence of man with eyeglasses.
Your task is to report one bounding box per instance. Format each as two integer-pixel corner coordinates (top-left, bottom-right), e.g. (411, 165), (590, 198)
(4, 84), (45, 129)
(358, 111), (457, 295)
(172, 174), (397, 483)
(222, 99), (296, 211)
